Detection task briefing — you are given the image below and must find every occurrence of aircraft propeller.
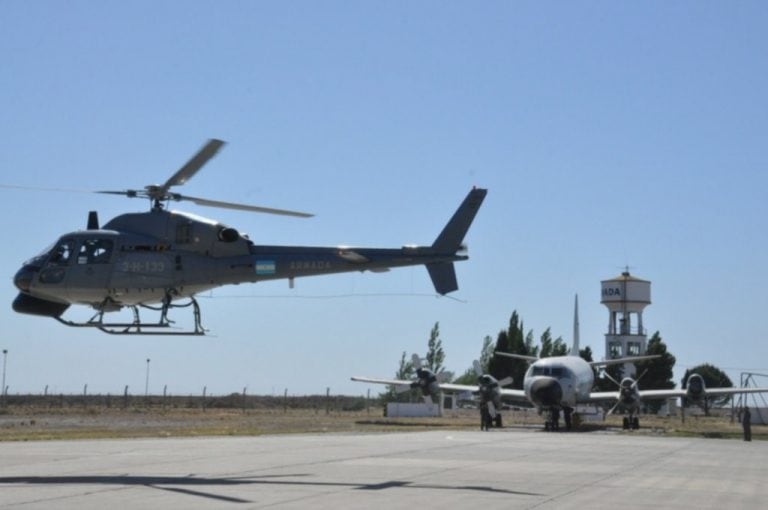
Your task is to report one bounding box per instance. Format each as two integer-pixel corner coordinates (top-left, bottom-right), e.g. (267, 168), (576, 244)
(473, 360), (512, 418)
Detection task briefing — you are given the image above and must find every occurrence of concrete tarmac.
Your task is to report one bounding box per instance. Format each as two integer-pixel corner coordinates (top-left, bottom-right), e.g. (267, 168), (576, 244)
(0, 428), (765, 509)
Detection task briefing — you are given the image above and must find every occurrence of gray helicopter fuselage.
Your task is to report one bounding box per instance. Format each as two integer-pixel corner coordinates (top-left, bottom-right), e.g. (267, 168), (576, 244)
(10, 137), (486, 334)
(15, 208), (466, 310)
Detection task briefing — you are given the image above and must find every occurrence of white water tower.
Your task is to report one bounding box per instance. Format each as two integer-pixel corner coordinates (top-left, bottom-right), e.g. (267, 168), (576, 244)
(601, 270), (651, 376)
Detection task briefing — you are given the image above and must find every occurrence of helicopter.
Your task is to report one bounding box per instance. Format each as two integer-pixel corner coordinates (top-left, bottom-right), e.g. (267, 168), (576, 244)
(12, 139), (487, 335)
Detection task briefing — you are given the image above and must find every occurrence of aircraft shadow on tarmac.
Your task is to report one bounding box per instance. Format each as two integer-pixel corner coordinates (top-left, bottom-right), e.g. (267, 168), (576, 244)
(0, 474), (542, 503)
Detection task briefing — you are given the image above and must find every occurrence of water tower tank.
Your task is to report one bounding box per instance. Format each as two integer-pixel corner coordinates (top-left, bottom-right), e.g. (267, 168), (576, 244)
(601, 271), (651, 313)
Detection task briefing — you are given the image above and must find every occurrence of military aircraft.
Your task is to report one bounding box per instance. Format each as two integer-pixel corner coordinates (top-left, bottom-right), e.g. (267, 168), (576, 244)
(496, 296), (768, 430)
(351, 357), (514, 430)
(11, 139), (487, 335)
(597, 371), (648, 429)
(495, 350), (660, 430)
(352, 354), (452, 404)
(597, 371), (768, 429)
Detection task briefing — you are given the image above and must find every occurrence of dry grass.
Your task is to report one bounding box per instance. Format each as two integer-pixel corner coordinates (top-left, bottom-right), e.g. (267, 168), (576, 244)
(0, 406), (763, 442)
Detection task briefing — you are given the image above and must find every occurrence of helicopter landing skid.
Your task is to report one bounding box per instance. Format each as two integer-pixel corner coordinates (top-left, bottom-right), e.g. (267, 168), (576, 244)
(55, 296), (207, 336)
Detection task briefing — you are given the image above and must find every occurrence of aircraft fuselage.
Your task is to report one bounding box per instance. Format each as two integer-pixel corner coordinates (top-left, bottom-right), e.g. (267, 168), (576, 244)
(523, 356), (594, 411)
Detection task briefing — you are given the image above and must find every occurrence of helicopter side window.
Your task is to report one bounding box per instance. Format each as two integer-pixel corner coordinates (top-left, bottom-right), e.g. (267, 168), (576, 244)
(176, 223), (192, 244)
(49, 240), (75, 265)
(77, 239), (114, 264)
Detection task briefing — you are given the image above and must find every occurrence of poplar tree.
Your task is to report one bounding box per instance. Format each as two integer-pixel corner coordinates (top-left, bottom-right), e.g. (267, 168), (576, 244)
(425, 322), (445, 373)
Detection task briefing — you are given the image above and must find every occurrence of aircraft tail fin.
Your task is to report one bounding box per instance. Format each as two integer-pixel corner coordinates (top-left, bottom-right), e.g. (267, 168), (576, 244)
(431, 187), (487, 253)
(571, 294), (580, 356)
(426, 262), (458, 295)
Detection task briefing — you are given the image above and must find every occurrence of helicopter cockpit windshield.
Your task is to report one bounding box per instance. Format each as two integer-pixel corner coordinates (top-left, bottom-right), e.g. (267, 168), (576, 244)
(22, 243), (56, 269)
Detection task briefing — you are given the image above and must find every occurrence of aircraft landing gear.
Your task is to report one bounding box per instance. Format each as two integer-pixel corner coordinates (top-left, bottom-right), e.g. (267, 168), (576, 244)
(623, 416), (640, 430)
(563, 407), (574, 430)
(56, 292), (207, 335)
(480, 405), (493, 431)
(544, 408), (561, 431)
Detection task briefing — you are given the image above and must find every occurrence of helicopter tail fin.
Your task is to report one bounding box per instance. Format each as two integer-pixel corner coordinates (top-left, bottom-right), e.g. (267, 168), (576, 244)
(425, 188), (486, 295)
(431, 187), (487, 253)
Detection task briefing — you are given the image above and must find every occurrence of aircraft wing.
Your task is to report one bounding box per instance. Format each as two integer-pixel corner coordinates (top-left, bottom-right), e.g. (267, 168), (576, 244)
(636, 387), (768, 399)
(350, 376), (411, 387)
(584, 391), (621, 402)
(499, 388), (527, 399)
(350, 377), (527, 399)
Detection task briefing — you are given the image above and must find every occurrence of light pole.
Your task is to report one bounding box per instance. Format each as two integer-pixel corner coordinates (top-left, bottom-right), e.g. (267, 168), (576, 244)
(145, 358), (151, 398)
(1, 350), (6, 406)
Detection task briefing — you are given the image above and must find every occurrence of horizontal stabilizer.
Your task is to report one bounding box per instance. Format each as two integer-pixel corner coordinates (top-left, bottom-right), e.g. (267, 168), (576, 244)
(426, 262), (458, 295)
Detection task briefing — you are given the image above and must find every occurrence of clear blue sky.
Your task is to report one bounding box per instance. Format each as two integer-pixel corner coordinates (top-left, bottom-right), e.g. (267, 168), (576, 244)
(2, 1), (767, 396)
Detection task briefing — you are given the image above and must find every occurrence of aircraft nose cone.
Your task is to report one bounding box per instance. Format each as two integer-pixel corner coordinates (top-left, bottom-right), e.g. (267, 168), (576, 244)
(14, 267), (34, 292)
(530, 378), (562, 407)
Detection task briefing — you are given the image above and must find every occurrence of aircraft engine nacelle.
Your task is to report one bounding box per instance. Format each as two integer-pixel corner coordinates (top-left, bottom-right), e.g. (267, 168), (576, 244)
(685, 374), (706, 402)
(413, 368), (439, 397)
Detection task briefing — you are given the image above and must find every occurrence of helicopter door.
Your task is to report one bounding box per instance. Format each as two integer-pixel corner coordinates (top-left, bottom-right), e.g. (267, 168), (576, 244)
(65, 238), (115, 303)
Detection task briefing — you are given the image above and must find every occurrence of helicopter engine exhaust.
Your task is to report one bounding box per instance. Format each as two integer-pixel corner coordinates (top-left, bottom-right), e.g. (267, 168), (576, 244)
(218, 227), (240, 243)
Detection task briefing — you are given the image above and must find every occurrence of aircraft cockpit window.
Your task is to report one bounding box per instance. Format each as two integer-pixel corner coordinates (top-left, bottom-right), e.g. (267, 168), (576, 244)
(49, 240), (75, 265)
(77, 239), (114, 264)
(531, 365), (568, 378)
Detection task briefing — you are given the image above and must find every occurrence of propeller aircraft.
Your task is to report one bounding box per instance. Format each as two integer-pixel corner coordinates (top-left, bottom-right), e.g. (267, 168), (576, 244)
(351, 356), (515, 430)
(10, 139), (487, 335)
(595, 371), (768, 429)
(496, 296), (768, 431)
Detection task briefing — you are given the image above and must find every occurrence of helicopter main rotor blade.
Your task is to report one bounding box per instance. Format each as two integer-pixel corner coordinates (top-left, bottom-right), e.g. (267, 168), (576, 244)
(96, 190), (140, 198)
(181, 195), (314, 217)
(160, 138), (226, 194)
(0, 184), (93, 194)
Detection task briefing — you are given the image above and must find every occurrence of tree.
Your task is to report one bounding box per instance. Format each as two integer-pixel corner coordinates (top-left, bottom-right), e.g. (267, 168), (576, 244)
(634, 332), (676, 413)
(551, 336), (568, 357)
(453, 335), (496, 385)
(579, 346), (601, 384)
(539, 328), (553, 358)
(682, 363), (733, 414)
(579, 345), (594, 363)
(381, 351), (415, 403)
(539, 328), (568, 358)
(488, 311), (536, 390)
(478, 335), (494, 373)
(425, 322), (445, 374)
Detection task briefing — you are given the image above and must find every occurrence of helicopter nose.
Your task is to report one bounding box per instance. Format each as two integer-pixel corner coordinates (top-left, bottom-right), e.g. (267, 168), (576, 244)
(530, 378), (563, 407)
(14, 267), (35, 292)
